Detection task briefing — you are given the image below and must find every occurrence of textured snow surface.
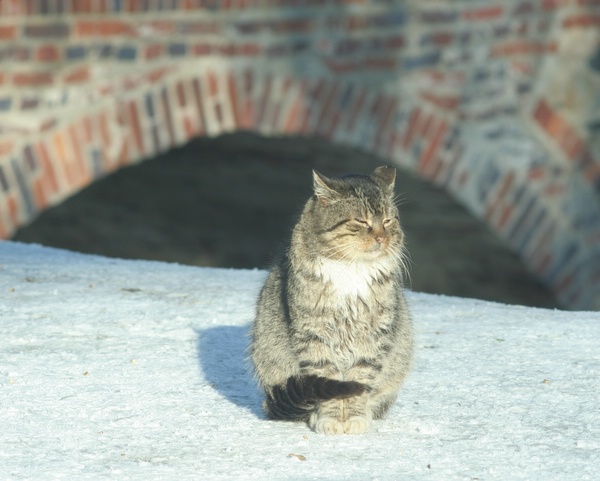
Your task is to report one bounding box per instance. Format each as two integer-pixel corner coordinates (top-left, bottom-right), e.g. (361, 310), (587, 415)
(1, 241), (599, 481)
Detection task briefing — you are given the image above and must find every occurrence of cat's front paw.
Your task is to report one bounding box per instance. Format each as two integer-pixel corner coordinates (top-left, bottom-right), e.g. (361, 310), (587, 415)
(343, 416), (372, 434)
(311, 417), (345, 435)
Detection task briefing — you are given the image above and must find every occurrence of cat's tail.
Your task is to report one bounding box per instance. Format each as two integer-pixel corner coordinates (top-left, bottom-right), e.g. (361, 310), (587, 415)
(265, 375), (369, 421)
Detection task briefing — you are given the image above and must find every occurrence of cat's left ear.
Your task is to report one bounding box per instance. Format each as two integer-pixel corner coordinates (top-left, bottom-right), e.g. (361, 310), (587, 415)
(313, 170), (339, 206)
(371, 166), (396, 196)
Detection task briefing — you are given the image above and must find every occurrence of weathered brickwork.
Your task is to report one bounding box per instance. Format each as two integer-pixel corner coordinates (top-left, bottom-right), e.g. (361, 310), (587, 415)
(1, 0), (600, 309)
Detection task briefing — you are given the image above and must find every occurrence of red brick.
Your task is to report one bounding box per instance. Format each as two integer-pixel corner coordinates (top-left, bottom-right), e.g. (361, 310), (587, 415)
(176, 81), (186, 107)
(150, 21), (176, 35)
(544, 183), (566, 196)
(402, 108), (421, 149)
(147, 66), (174, 84)
(69, 125), (84, 172)
(95, 0), (110, 13)
(0, 25), (17, 40)
(207, 71), (219, 97)
(82, 116), (94, 144)
(528, 166), (546, 180)
(76, 20), (135, 37)
(283, 96), (303, 134)
(562, 131), (584, 161)
(54, 132), (75, 187)
(64, 66), (90, 84)
(533, 98), (568, 139)
(315, 81), (340, 132)
(13, 71), (54, 87)
(227, 72), (242, 129)
(145, 44), (164, 60)
(585, 163), (600, 183)
(421, 92), (460, 110)
(243, 68), (253, 95)
(420, 120), (448, 175)
(182, 0), (198, 8)
(35, 142), (59, 200)
(542, 0), (568, 9)
(431, 32), (454, 46)
(127, 100), (144, 155)
(485, 171), (515, 221)
(347, 15), (370, 31)
(33, 177), (49, 211)
(563, 15), (600, 28)
(117, 139), (131, 167)
(126, 0), (145, 12)
(463, 5), (504, 21)
(545, 112), (567, 139)
(71, 0), (94, 13)
(386, 35), (405, 49)
(1, 0), (26, 15)
(533, 98), (552, 125)
(8, 196), (20, 227)
(376, 97), (398, 140)
(37, 45), (61, 62)
(498, 205), (514, 231)
(0, 140), (14, 157)
(41, 118), (58, 133)
(240, 43), (261, 56)
(418, 111), (434, 138)
(192, 43), (212, 56)
(0, 216), (8, 239)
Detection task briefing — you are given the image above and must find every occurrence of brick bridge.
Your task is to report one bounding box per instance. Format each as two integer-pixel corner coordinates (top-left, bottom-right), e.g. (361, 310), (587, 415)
(1, 0), (599, 309)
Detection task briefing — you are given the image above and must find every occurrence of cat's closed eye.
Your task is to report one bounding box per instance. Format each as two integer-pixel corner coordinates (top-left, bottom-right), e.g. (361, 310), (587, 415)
(354, 218), (372, 229)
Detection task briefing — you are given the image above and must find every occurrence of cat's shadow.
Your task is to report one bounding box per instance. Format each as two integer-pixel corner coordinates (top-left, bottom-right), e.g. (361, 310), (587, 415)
(196, 325), (264, 418)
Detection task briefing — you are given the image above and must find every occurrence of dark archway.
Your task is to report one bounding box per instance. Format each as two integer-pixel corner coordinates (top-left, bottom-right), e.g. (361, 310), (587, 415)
(13, 132), (558, 309)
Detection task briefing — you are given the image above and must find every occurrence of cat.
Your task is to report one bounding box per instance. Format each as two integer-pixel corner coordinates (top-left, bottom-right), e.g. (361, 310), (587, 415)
(250, 166), (414, 435)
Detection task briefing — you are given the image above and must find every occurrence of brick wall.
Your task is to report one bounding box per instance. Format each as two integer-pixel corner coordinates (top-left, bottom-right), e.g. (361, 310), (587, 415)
(1, 0), (600, 309)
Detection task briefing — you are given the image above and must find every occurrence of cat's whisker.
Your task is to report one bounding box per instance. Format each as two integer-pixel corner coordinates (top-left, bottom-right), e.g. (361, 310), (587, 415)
(394, 249), (413, 287)
(322, 242), (360, 261)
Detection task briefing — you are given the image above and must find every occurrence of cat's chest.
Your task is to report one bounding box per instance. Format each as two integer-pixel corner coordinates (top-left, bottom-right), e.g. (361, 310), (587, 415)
(317, 258), (380, 300)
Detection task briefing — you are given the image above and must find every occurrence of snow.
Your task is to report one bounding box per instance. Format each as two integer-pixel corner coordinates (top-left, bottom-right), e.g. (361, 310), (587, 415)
(1, 240), (599, 481)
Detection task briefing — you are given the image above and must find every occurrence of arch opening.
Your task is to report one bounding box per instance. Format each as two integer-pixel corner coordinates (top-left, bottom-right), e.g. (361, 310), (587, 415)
(13, 132), (559, 309)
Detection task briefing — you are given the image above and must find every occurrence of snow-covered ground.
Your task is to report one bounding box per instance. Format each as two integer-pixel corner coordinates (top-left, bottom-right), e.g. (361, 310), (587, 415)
(1, 241), (598, 481)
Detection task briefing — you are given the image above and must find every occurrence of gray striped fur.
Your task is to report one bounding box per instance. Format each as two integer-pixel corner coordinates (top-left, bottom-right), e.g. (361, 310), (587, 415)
(251, 166), (414, 435)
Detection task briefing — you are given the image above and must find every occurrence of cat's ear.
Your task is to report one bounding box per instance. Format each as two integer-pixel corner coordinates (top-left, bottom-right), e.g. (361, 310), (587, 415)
(313, 170), (339, 205)
(371, 166), (396, 196)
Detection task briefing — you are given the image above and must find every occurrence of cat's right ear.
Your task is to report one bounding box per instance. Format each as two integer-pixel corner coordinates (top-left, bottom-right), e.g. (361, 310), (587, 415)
(313, 170), (339, 206)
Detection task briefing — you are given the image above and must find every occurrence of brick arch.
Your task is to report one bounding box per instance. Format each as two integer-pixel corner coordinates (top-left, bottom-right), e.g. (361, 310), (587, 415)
(1, 0), (600, 309)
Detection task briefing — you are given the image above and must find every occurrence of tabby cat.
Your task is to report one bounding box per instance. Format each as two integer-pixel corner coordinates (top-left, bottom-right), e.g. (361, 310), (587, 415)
(251, 166), (414, 435)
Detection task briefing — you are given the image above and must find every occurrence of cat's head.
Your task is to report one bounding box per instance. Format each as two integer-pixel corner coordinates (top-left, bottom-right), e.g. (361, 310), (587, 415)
(305, 166), (404, 264)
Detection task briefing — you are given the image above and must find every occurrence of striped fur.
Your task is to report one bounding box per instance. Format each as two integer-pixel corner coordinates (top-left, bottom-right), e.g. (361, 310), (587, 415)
(251, 167), (414, 434)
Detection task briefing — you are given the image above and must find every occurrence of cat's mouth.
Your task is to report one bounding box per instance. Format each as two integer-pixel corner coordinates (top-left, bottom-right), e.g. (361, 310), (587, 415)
(363, 242), (391, 258)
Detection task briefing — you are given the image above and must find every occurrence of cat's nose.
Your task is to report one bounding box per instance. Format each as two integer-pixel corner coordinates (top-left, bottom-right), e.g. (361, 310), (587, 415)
(375, 235), (385, 244)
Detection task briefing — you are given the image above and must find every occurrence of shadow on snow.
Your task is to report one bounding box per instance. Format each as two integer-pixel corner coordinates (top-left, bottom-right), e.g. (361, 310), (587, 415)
(196, 324), (264, 418)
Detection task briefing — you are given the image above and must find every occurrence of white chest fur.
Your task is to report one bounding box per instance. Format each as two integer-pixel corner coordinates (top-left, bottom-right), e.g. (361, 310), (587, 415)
(317, 258), (387, 300)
